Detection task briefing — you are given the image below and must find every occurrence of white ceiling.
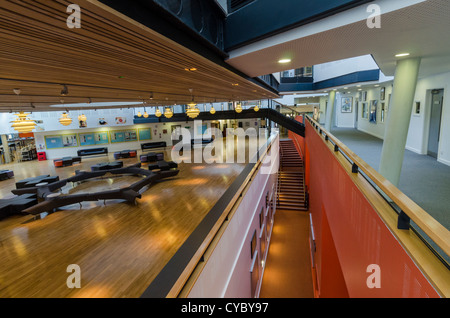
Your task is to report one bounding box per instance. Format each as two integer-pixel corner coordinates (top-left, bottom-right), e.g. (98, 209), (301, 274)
(225, 0), (450, 80)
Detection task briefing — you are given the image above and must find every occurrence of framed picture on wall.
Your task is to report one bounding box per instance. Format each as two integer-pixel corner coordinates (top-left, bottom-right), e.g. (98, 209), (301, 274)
(369, 100), (378, 123)
(380, 87), (386, 100)
(362, 103), (368, 119)
(341, 97), (353, 113)
(360, 91), (367, 102)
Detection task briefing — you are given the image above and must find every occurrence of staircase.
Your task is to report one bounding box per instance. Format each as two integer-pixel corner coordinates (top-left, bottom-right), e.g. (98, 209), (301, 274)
(277, 139), (308, 211)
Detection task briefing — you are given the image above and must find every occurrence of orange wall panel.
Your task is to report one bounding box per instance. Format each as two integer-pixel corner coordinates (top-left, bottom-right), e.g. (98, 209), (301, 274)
(304, 120), (440, 298)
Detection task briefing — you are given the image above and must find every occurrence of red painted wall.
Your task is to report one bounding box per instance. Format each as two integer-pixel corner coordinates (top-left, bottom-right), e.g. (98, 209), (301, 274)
(297, 118), (440, 298)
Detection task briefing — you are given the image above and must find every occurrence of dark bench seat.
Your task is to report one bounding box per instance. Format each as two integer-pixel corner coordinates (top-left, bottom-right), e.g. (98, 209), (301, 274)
(191, 138), (214, 146)
(141, 142), (166, 152)
(53, 156), (82, 167)
(0, 170), (14, 181)
(77, 147), (108, 157)
(140, 152), (164, 163)
(0, 194), (38, 219)
(148, 160), (178, 172)
(114, 150), (137, 160)
(91, 161), (124, 171)
(16, 175), (60, 189)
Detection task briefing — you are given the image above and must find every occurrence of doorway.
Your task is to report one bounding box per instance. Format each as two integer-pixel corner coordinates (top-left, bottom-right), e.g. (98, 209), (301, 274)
(427, 89), (444, 158)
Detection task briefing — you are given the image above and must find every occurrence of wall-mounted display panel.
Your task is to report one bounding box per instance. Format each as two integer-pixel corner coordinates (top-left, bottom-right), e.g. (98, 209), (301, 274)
(78, 132), (109, 146)
(138, 128), (152, 141)
(45, 134), (78, 149)
(110, 129), (138, 143)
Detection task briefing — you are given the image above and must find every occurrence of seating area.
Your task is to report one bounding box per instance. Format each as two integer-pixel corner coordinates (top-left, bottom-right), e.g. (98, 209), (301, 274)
(91, 161), (124, 171)
(114, 150), (137, 160)
(141, 142), (166, 152)
(140, 152), (164, 163)
(53, 156), (82, 168)
(0, 170), (14, 181)
(77, 147), (108, 157)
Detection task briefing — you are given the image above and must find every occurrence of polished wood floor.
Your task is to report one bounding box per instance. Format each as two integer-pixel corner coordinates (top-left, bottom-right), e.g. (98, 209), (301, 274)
(0, 148), (247, 298)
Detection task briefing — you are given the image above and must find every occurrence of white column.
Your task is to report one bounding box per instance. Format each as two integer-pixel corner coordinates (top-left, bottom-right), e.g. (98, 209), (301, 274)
(379, 57), (421, 187)
(324, 90), (336, 131)
(1, 134), (11, 164)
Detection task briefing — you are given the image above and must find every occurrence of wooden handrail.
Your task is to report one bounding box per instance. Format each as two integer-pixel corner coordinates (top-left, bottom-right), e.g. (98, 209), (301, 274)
(305, 115), (450, 258)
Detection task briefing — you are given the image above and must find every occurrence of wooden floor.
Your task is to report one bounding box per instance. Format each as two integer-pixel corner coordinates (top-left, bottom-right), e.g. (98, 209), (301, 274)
(0, 149), (246, 298)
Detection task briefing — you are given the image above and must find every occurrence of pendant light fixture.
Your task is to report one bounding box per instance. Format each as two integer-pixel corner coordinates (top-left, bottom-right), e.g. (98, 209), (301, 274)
(155, 107), (162, 118)
(235, 102), (243, 114)
(59, 112), (73, 126)
(254, 101), (260, 112)
(137, 110), (142, 117)
(186, 97), (200, 119)
(10, 112), (37, 133)
(143, 107), (149, 118)
(210, 103), (216, 115)
(164, 107), (173, 119)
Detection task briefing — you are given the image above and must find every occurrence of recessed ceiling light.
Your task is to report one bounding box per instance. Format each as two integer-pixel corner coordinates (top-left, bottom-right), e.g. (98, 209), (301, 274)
(278, 59), (291, 64)
(395, 53), (410, 57)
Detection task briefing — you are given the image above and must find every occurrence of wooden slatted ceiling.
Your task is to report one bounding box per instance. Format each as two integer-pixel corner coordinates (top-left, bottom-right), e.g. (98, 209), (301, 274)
(0, 0), (278, 112)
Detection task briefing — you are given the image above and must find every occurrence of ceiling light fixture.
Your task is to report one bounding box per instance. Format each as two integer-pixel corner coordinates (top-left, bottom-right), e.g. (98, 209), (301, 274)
(78, 114), (87, 122)
(235, 102), (243, 114)
(278, 58), (291, 64)
(210, 104), (216, 115)
(254, 101), (260, 112)
(155, 107), (162, 118)
(10, 112), (37, 133)
(395, 53), (410, 57)
(59, 112), (73, 126)
(164, 107), (174, 119)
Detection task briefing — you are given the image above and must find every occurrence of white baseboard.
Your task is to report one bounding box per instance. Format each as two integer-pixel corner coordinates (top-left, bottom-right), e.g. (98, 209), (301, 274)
(405, 145), (423, 154)
(438, 157), (450, 167)
(357, 127), (384, 140)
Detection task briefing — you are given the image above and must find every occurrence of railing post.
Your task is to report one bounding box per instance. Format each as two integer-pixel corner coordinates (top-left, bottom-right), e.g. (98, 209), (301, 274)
(397, 211), (411, 230)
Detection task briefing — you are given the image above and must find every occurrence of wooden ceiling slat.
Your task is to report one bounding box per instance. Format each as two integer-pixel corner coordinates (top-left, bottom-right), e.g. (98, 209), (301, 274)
(0, 0), (278, 112)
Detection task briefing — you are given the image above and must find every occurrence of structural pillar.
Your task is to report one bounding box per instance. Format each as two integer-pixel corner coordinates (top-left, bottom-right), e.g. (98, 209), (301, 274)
(1, 134), (11, 164)
(379, 57), (421, 187)
(324, 90), (336, 131)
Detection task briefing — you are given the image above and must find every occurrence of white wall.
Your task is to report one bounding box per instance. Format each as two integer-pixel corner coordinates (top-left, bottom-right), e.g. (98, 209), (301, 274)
(333, 70), (450, 167)
(313, 55), (380, 83)
(407, 72), (450, 166)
